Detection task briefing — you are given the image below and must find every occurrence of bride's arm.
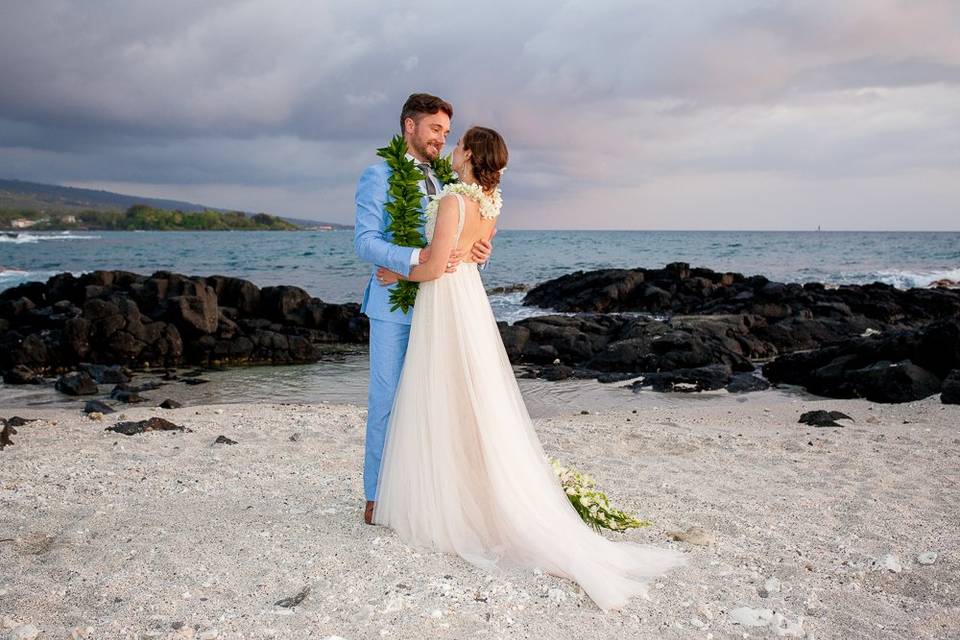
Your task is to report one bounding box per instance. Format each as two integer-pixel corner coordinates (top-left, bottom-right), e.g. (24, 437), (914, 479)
(403, 196), (460, 283)
(376, 229), (467, 284)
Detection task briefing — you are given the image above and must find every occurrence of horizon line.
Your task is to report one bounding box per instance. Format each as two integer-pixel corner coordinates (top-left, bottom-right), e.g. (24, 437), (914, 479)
(318, 226), (960, 233)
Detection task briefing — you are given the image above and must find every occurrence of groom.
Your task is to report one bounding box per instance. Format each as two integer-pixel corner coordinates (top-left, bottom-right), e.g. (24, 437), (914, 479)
(354, 93), (493, 525)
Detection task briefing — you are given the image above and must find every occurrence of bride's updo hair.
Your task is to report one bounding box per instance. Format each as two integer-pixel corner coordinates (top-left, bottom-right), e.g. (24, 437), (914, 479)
(463, 126), (508, 192)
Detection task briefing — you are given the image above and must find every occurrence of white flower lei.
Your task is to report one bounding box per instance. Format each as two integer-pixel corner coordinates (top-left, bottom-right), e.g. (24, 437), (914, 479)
(425, 182), (503, 221)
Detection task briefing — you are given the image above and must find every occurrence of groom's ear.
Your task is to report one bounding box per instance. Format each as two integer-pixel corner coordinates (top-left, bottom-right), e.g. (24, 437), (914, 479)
(402, 116), (416, 136)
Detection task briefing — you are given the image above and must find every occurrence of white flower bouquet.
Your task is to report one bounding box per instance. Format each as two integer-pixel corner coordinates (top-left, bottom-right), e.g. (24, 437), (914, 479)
(549, 457), (651, 532)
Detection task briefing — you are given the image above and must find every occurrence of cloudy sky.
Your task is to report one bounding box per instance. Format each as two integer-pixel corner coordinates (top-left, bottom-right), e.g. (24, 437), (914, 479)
(1, 0), (958, 229)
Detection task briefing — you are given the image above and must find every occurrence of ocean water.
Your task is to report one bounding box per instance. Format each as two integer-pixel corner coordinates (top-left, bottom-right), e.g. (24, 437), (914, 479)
(3, 229), (959, 323)
(2, 229), (956, 410)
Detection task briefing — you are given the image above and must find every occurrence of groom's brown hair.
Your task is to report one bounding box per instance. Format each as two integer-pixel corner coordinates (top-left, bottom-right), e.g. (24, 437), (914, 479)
(400, 93), (453, 132)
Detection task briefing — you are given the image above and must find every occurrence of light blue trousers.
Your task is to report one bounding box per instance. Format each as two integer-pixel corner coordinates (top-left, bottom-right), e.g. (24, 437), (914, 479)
(364, 318), (411, 501)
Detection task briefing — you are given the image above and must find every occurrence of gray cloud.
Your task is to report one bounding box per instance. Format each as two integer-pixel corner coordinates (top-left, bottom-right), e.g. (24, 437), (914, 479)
(1, 0), (958, 227)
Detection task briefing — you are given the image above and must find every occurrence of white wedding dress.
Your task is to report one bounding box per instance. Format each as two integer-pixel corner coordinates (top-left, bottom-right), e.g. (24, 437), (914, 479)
(373, 193), (684, 611)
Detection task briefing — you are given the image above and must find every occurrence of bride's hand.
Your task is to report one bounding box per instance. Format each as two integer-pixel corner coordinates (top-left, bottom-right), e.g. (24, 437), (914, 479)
(445, 249), (463, 273)
(376, 267), (401, 286)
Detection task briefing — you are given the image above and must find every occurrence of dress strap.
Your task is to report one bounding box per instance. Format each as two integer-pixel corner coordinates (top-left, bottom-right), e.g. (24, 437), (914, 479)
(451, 192), (467, 242)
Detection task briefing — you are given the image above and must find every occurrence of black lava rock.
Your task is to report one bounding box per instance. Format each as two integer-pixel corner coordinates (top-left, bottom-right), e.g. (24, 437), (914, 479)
(633, 364), (733, 393)
(5, 416), (37, 427)
(84, 400), (116, 414)
(844, 360), (942, 404)
(79, 363), (131, 384)
(3, 365), (43, 385)
(764, 320), (959, 403)
(799, 410), (853, 427)
(725, 373), (772, 393)
(0, 420), (16, 449)
(0, 269), (368, 379)
(106, 417), (191, 436)
(941, 369), (960, 405)
(55, 372), (99, 396)
(540, 365), (575, 381)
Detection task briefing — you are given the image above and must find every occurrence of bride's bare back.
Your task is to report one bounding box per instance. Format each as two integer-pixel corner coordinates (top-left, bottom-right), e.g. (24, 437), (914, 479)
(455, 196), (496, 263)
(402, 190), (497, 282)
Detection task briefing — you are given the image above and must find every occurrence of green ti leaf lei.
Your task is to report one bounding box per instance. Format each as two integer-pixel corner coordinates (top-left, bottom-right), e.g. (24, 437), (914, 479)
(549, 456), (652, 532)
(376, 135), (456, 313)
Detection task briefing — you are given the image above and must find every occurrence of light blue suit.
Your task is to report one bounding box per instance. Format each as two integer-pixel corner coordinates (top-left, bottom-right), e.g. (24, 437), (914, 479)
(355, 160), (434, 501)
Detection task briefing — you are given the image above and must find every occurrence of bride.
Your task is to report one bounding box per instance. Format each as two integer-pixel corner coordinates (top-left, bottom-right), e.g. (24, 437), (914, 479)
(372, 126), (684, 611)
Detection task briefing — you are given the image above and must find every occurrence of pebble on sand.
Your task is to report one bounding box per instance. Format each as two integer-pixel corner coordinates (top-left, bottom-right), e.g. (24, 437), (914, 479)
(666, 526), (714, 546)
(8, 624), (41, 640)
(758, 576), (782, 598)
(728, 608), (804, 638)
(769, 612), (804, 637)
(871, 553), (903, 573)
(274, 586), (310, 608)
(729, 607), (774, 626)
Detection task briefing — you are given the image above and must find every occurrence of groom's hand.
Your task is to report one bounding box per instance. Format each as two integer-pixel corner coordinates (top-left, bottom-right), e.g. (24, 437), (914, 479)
(471, 229), (496, 264)
(421, 244), (462, 273)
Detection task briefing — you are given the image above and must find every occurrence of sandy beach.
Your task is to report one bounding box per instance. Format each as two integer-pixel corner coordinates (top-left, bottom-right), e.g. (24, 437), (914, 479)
(1, 395), (958, 640)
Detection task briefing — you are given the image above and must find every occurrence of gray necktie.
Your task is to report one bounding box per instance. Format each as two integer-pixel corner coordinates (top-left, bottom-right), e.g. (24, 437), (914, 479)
(417, 163), (437, 196)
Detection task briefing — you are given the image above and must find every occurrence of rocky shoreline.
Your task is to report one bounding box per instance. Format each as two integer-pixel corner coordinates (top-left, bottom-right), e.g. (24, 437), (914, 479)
(0, 269), (367, 388)
(2, 264), (958, 405)
(507, 263), (960, 404)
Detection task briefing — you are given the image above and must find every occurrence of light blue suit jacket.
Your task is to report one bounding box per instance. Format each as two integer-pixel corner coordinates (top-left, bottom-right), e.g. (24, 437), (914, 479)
(354, 161), (429, 325)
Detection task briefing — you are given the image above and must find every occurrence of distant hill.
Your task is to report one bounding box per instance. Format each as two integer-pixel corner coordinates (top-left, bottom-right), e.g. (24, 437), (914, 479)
(0, 178), (352, 229)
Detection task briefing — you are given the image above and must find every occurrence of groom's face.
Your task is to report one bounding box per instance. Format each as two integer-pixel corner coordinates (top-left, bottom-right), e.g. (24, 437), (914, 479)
(405, 111), (451, 162)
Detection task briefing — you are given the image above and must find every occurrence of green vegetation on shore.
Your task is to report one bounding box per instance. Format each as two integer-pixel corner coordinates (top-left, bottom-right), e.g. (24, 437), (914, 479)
(0, 205), (299, 231)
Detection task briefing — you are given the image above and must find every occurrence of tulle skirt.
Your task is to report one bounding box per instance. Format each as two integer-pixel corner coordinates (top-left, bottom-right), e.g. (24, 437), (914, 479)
(373, 263), (684, 611)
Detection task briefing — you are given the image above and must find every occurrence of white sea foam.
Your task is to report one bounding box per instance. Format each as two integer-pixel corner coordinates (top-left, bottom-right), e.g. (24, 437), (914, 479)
(0, 269), (80, 290)
(872, 267), (960, 289)
(0, 269), (40, 289)
(0, 231), (101, 243)
(487, 291), (667, 324)
(488, 292), (556, 324)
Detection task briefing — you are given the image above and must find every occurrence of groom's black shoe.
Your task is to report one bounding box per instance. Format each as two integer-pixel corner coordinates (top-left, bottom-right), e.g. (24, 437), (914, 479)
(364, 500), (375, 525)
